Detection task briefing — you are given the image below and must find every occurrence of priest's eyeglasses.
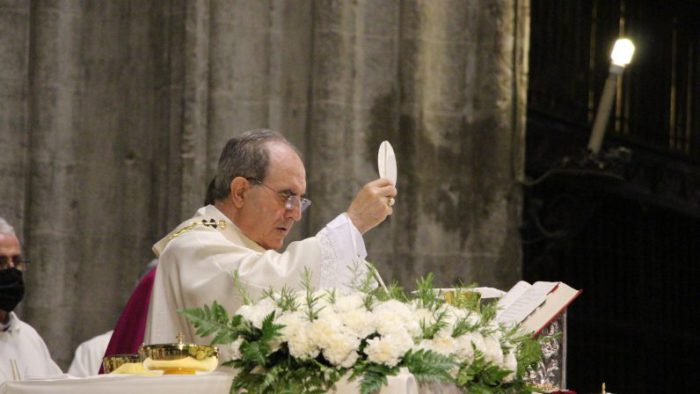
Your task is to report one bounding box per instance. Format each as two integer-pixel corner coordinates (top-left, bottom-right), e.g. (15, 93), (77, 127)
(246, 177), (312, 213)
(0, 255), (29, 271)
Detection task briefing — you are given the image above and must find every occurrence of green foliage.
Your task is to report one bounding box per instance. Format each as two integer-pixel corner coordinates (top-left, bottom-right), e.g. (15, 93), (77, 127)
(231, 356), (344, 394)
(232, 271), (253, 305)
(420, 309), (449, 339)
(349, 360), (398, 394)
(363, 292), (375, 310)
(261, 288), (275, 301)
(179, 301), (248, 345)
(346, 350), (455, 394)
(415, 273), (440, 310)
(240, 340), (268, 365)
(259, 312), (283, 344)
(300, 268), (324, 321)
(516, 337), (543, 376)
(347, 259), (369, 290)
(455, 350), (510, 392)
(299, 266), (314, 292)
(451, 313), (480, 338)
(325, 288), (337, 304)
(231, 312), (284, 368)
(276, 286), (300, 312)
(363, 261), (385, 289)
(357, 264), (380, 294)
(454, 349), (535, 394)
(374, 281), (409, 303)
(479, 301), (499, 323)
(402, 349), (456, 383)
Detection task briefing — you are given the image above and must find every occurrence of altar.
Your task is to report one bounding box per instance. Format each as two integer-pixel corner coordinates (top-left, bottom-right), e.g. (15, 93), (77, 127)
(0, 370), (467, 394)
(3, 370), (579, 394)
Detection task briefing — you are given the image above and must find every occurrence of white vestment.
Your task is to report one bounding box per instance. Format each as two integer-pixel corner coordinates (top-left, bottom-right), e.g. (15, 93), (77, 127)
(67, 330), (113, 377)
(145, 205), (368, 348)
(0, 313), (62, 384)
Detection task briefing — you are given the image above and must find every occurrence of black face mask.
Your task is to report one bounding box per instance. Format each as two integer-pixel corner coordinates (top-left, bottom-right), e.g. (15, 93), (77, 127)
(0, 268), (24, 312)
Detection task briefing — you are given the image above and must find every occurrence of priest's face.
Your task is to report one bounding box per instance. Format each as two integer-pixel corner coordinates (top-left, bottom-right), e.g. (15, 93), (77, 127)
(239, 142), (307, 250)
(0, 233), (21, 270)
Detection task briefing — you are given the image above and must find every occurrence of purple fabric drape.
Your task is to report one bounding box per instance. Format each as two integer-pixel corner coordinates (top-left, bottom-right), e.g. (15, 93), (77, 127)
(99, 267), (156, 373)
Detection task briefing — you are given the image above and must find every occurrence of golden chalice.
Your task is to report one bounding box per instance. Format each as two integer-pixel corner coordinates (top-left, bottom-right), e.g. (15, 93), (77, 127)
(437, 288), (482, 308)
(139, 334), (218, 375)
(102, 354), (142, 374)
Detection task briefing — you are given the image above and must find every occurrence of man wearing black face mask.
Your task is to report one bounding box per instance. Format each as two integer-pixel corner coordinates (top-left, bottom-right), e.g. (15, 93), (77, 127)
(0, 218), (61, 384)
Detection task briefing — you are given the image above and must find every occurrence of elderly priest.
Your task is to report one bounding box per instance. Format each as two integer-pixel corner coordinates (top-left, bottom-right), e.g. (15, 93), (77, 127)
(145, 129), (397, 353)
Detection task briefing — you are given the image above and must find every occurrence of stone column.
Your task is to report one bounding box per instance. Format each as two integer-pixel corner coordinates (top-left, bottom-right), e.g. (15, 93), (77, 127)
(308, 0), (529, 289)
(20, 1), (163, 367)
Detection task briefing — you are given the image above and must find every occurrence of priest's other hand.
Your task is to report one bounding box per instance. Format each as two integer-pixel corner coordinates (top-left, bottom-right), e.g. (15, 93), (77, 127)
(346, 178), (397, 234)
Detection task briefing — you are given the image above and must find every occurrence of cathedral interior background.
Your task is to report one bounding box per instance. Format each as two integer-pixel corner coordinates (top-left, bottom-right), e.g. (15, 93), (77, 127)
(524, 0), (700, 392)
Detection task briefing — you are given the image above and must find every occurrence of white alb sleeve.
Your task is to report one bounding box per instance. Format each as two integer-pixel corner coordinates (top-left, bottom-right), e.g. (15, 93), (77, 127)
(316, 213), (369, 290)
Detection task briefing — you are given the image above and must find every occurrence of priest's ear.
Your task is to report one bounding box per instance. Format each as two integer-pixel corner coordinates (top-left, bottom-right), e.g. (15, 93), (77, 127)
(229, 176), (250, 208)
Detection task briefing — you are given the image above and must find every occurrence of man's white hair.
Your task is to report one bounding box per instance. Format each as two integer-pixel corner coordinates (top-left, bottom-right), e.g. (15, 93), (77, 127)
(0, 217), (16, 236)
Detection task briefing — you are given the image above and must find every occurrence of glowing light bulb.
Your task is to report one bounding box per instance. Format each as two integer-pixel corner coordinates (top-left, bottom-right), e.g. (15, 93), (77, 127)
(611, 38), (635, 67)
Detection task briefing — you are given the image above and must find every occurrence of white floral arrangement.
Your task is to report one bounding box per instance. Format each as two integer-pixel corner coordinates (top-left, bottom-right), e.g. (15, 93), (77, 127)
(182, 270), (545, 394)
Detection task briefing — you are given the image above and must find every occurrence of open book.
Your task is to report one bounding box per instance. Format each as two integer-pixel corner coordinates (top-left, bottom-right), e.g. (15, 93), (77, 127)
(495, 280), (581, 335)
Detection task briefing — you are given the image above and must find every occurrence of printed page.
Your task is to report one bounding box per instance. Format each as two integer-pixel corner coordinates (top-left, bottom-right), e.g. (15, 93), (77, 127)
(496, 281), (559, 326)
(496, 281), (531, 312)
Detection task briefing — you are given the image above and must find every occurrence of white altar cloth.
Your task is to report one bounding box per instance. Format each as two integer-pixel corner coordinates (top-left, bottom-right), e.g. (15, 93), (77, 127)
(0, 370), (423, 394)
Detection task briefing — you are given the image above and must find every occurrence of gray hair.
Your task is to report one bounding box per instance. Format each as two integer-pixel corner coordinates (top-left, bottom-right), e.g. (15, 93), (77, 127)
(0, 217), (16, 237)
(210, 129), (297, 202)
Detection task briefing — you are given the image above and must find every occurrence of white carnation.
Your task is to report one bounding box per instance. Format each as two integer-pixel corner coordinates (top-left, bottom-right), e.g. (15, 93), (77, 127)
(417, 333), (457, 357)
(447, 305), (480, 327)
(334, 294), (365, 313)
(227, 337), (244, 360)
(322, 334), (361, 367)
(482, 336), (504, 365)
(308, 314), (343, 348)
(463, 331), (486, 356)
(454, 333), (476, 363)
(414, 307), (435, 329)
(237, 298), (278, 329)
(338, 308), (375, 338)
(373, 300), (420, 337)
(502, 349), (518, 383)
(277, 312), (319, 360)
(439, 304), (464, 326)
(363, 331), (414, 367)
(307, 313), (361, 367)
(339, 350), (359, 368)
